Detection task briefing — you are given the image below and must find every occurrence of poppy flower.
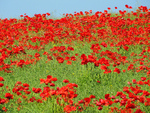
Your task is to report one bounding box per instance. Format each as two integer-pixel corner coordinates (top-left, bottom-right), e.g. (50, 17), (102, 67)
(127, 64), (134, 70)
(47, 75), (52, 79)
(84, 97), (91, 105)
(108, 7), (111, 10)
(89, 95), (96, 99)
(46, 13), (50, 16)
(111, 96), (115, 99)
(5, 93), (13, 99)
(101, 65), (107, 70)
(0, 77), (4, 81)
(50, 83), (55, 86)
(141, 77), (146, 81)
(126, 101), (135, 108)
(116, 92), (123, 96)
(0, 99), (6, 104)
(40, 78), (45, 84)
(71, 56), (76, 61)
(16, 92), (22, 96)
(132, 79), (137, 84)
(66, 61), (72, 65)
(32, 88), (42, 93)
(101, 42), (107, 47)
(123, 46), (129, 51)
(125, 5), (129, 8)
(56, 57), (64, 63)
(123, 70), (126, 73)
(23, 83), (29, 87)
(0, 83), (4, 87)
(63, 79), (69, 83)
(2, 107), (7, 112)
(97, 81), (100, 83)
(135, 109), (143, 113)
(51, 77), (57, 81)
(105, 94), (110, 99)
(34, 53), (40, 58)
(78, 99), (84, 104)
(114, 68), (121, 74)
(67, 47), (74, 51)
(98, 106), (103, 110)
(65, 56), (70, 60)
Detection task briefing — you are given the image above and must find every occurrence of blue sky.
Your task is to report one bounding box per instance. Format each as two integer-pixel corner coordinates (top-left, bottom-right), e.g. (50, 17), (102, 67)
(0, 0), (150, 19)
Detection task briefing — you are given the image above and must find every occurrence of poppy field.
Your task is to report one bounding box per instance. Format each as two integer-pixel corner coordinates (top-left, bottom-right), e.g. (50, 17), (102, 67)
(0, 5), (150, 113)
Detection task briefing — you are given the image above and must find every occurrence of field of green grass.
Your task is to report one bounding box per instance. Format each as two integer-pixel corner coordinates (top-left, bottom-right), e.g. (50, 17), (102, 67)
(0, 5), (150, 113)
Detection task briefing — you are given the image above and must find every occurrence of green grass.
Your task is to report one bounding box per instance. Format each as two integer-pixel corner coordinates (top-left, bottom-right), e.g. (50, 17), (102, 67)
(1, 40), (149, 112)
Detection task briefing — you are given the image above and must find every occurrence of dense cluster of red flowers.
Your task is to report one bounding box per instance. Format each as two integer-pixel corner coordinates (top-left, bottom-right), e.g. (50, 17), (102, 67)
(0, 5), (150, 112)
(0, 75), (150, 112)
(0, 5), (150, 74)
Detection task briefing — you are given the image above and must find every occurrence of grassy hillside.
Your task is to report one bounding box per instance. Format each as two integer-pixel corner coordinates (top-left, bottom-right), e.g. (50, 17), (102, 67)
(0, 5), (150, 113)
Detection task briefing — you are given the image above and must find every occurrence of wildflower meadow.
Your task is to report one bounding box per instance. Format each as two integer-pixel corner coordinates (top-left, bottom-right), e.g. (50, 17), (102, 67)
(0, 5), (150, 113)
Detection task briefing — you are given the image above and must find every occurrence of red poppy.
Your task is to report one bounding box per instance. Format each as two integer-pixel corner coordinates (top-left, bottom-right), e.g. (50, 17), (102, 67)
(89, 95), (95, 99)
(66, 61), (72, 65)
(23, 83), (29, 87)
(36, 99), (43, 103)
(50, 83), (55, 86)
(116, 92), (123, 96)
(16, 92), (22, 96)
(132, 79), (137, 84)
(0, 83), (4, 87)
(84, 97), (91, 106)
(32, 88), (42, 93)
(0, 99), (6, 104)
(51, 77), (57, 81)
(78, 99), (84, 104)
(111, 96), (115, 99)
(81, 54), (87, 59)
(105, 94), (110, 99)
(34, 53), (40, 58)
(97, 81), (100, 83)
(127, 64), (134, 70)
(101, 42), (107, 47)
(101, 65), (107, 70)
(98, 106), (103, 110)
(2, 107), (7, 112)
(47, 75), (52, 79)
(0, 77), (4, 81)
(104, 69), (111, 74)
(63, 79), (69, 83)
(75, 53), (78, 56)
(40, 78), (45, 84)
(56, 57), (64, 63)
(125, 5), (129, 8)
(17, 60), (25, 68)
(67, 47), (74, 51)
(5, 93), (13, 99)
(108, 7), (111, 10)
(71, 56), (76, 61)
(141, 77), (146, 81)
(65, 56), (70, 60)
(81, 59), (88, 65)
(123, 46), (129, 51)
(64, 105), (76, 112)
(135, 109), (143, 113)
(114, 68), (121, 74)
(25, 91), (31, 94)
(126, 101), (135, 108)
(46, 13), (50, 16)
(123, 70), (126, 73)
